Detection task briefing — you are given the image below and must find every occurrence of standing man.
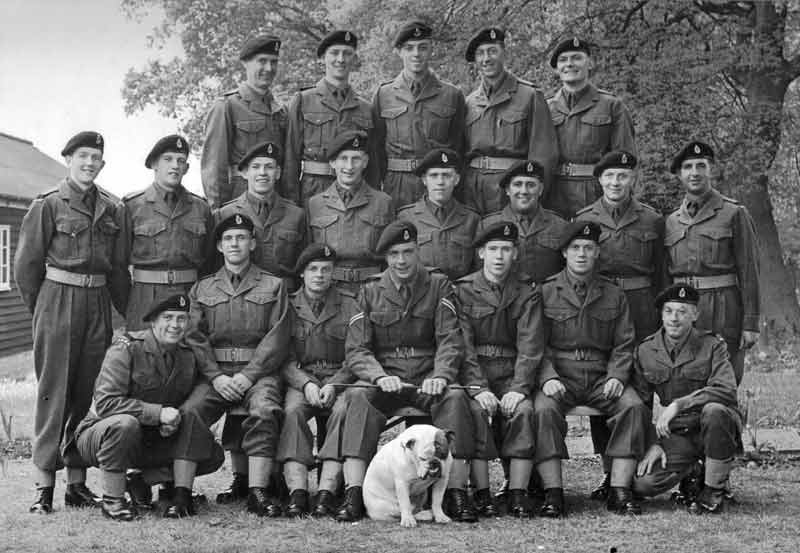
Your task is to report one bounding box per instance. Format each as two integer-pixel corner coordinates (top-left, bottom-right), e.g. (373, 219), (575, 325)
(462, 27), (558, 215)
(546, 38), (637, 219)
(633, 284), (742, 514)
(307, 131), (393, 294)
(202, 35), (286, 208)
(373, 19), (466, 208)
(124, 135), (214, 330)
(15, 131), (129, 514)
(397, 148), (480, 281)
(665, 141), (759, 384)
(185, 213), (289, 517)
(575, 150), (665, 500)
(335, 221), (477, 523)
(284, 30), (376, 204)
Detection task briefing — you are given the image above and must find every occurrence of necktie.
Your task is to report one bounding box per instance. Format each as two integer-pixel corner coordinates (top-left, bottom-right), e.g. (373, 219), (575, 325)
(400, 284), (411, 306)
(491, 283), (502, 302)
(342, 190), (351, 205)
(165, 192), (177, 212)
(84, 189), (96, 214)
(231, 273), (241, 289)
(164, 350), (174, 370)
(669, 348), (677, 362)
(574, 281), (587, 299)
(312, 300), (324, 317)
(435, 206), (445, 224)
(687, 201), (698, 218)
(411, 81), (421, 98)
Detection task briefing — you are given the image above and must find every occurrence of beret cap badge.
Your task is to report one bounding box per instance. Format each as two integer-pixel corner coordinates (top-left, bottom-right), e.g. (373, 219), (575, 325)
(694, 144), (701, 154)
(573, 37), (580, 47)
(414, 27), (421, 37)
(179, 296), (186, 307)
(679, 287), (686, 298)
(403, 229), (410, 240)
(503, 225), (510, 236)
(441, 152), (448, 163)
(235, 214), (242, 225)
(490, 29), (496, 39)
(583, 225), (591, 235)
(353, 137), (359, 148)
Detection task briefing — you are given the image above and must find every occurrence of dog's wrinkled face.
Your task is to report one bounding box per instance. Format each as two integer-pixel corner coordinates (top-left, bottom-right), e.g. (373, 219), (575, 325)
(403, 428), (455, 480)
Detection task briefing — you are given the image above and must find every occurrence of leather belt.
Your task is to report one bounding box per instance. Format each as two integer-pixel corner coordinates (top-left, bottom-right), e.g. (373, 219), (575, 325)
(132, 268), (198, 285)
(550, 348), (608, 361)
(302, 360), (342, 372)
(45, 266), (106, 288)
(302, 160), (336, 177)
(386, 158), (422, 172)
(469, 156), (520, 171)
(558, 163), (595, 177)
(475, 344), (516, 358)
(332, 266), (381, 282)
(673, 273), (738, 290)
(214, 348), (256, 363)
(378, 346), (436, 359)
(608, 275), (652, 291)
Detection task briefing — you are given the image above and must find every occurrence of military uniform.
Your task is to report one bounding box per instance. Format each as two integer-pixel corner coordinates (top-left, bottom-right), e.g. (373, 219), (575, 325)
(123, 185), (213, 330)
(664, 189), (759, 383)
(201, 83), (287, 208)
(463, 72), (559, 215)
(14, 178), (129, 471)
(284, 80), (377, 203)
(397, 198), (480, 281)
(373, 72), (466, 208)
(546, 84), (636, 219)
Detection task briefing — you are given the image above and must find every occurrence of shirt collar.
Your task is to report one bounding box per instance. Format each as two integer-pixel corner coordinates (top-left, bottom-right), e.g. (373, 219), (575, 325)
(388, 266), (417, 290)
(153, 182), (183, 201)
(247, 191), (274, 209)
(601, 196), (631, 216)
(226, 262), (252, 282)
(661, 328), (692, 356)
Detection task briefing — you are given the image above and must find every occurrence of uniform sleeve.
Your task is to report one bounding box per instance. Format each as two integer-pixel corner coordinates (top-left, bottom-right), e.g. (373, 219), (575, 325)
(651, 214), (668, 293)
(510, 288), (545, 396)
(346, 287), (388, 383)
(365, 123), (381, 189)
(432, 278), (465, 383)
(13, 198), (51, 313)
(241, 280), (290, 383)
(675, 338), (739, 412)
(325, 297), (359, 386)
(282, 92), (304, 204)
(610, 98), (637, 156)
(630, 346), (655, 408)
(527, 89), (560, 197)
(198, 203), (216, 277)
(280, 309), (315, 390)
(201, 99), (232, 209)
(455, 286), (488, 397)
(108, 200), (131, 316)
(93, 343), (162, 426)
(186, 281), (224, 382)
(371, 88), (388, 182)
(732, 206), (760, 332)
(449, 90), (467, 156)
(606, 292), (635, 383)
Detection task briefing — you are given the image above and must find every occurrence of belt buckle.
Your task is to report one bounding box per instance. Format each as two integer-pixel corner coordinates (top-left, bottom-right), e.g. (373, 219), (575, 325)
(395, 346), (411, 358)
(407, 159), (418, 171)
(562, 163), (572, 176)
(229, 349), (238, 363)
(345, 268), (355, 281)
(479, 156), (490, 170)
(83, 274), (94, 287)
(575, 348), (584, 361)
(167, 270), (176, 285)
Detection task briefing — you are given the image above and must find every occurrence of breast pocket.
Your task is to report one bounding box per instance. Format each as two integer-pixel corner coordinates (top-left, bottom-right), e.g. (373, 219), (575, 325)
(234, 119), (267, 153)
(380, 106), (409, 146)
(356, 212), (389, 250)
(97, 216), (121, 256)
(309, 214), (339, 245)
(245, 291), (278, 330)
(132, 370), (162, 396)
(550, 112), (566, 128)
(133, 221), (168, 259)
(369, 310), (403, 344)
(680, 361), (710, 383)
(183, 220), (208, 262)
(447, 233), (473, 277)
(664, 229), (687, 263)
(643, 365), (670, 385)
(54, 217), (90, 260)
(196, 293), (228, 329)
(303, 112), (336, 154)
(628, 230), (659, 266)
(588, 308), (617, 345)
(580, 113), (612, 149)
(423, 104), (456, 141)
(263, 227), (302, 267)
(497, 110), (526, 147)
(696, 227), (733, 268)
(544, 307), (578, 342)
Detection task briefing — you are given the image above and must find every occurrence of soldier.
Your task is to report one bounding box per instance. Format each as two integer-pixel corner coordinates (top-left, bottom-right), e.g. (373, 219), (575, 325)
(124, 135), (214, 330)
(575, 150), (666, 500)
(306, 131), (393, 294)
(480, 160), (568, 284)
(185, 213), (289, 517)
(533, 222), (651, 517)
(462, 27), (559, 215)
(74, 294), (224, 520)
(665, 141), (759, 384)
(546, 38), (637, 219)
(456, 222), (544, 518)
(276, 244), (359, 518)
(284, 30), (377, 204)
(633, 284), (742, 514)
(202, 35), (287, 208)
(373, 19), (467, 208)
(216, 141), (306, 288)
(15, 131), (129, 514)
(397, 148), (480, 281)
(335, 221), (478, 523)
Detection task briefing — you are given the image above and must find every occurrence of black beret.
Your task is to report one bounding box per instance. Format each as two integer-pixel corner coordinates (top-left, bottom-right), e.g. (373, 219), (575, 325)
(465, 27), (505, 62)
(415, 148), (460, 176)
(294, 243), (337, 275)
(655, 284), (700, 310)
(393, 20), (432, 48)
(473, 220), (518, 248)
(317, 30), (358, 57)
(670, 141), (715, 174)
(239, 35), (281, 60)
(327, 131), (368, 161)
(61, 131), (104, 157)
(143, 293), (190, 323)
(145, 134), (190, 169)
(499, 160), (545, 188)
(214, 213), (255, 242)
(559, 221), (602, 249)
(549, 36), (591, 68)
(375, 221), (418, 255)
(237, 141), (282, 171)
(593, 150), (637, 178)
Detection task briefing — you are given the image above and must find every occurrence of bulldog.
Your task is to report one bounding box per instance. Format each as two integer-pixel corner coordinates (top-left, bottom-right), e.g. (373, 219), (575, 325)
(363, 424), (454, 527)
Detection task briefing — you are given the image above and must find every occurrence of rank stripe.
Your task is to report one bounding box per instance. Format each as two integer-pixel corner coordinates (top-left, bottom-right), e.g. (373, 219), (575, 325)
(440, 298), (457, 315)
(349, 312), (365, 326)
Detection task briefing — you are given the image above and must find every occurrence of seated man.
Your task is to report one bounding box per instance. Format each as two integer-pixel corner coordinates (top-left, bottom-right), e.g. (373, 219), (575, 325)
(75, 294), (224, 521)
(336, 221), (477, 523)
(456, 222), (544, 518)
(533, 222), (650, 517)
(276, 243), (359, 518)
(634, 284), (742, 514)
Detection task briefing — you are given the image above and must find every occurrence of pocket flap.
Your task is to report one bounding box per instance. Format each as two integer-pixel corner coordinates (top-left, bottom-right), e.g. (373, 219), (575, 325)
(369, 311), (402, 326)
(380, 106), (408, 120)
(235, 120), (266, 133)
(580, 114), (612, 126)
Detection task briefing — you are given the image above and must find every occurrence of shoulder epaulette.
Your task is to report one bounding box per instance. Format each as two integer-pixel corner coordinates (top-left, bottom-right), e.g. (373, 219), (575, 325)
(112, 331), (137, 348)
(637, 201), (660, 214)
(289, 288), (302, 299)
(97, 187), (121, 203)
(427, 266), (445, 276)
(220, 197), (239, 208)
(544, 274), (558, 283)
(596, 87), (614, 95)
(223, 88), (238, 97)
(460, 202), (480, 215)
(123, 189), (146, 202)
(38, 188), (59, 199)
(575, 204), (593, 216)
(197, 272), (216, 283)
(516, 77), (536, 89)
(365, 273), (382, 282)
(482, 209), (504, 220)
(337, 286), (358, 298)
(640, 332), (658, 343)
(596, 274), (614, 284)
(187, 190), (207, 202)
(397, 202), (416, 212)
(378, 79), (394, 88)
(454, 272), (477, 285)
(720, 194), (741, 206)
(300, 83), (315, 92)
(542, 208), (567, 220)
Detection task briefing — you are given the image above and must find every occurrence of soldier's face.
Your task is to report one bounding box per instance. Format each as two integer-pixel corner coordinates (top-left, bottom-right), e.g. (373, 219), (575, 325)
(422, 168), (459, 205)
(506, 176), (543, 212)
(555, 51), (591, 85)
(599, 168), (634, 203)
(661, 301), (698, 340)
(479, 240), (517, 280)
(325, 45), (357, 80)
(563, 239), (599, 275)
(66, 147), (105, 188)
(217, 229), (256, 265)
(679, 158), (712, 196)
(245, 156), (281, 196)
(243, 53), (279, 89)
(153, 151), (189, 190)
(302, 260), (334, 295)
(152, 310), (189, 345)
(330, 150), (368, 186)
(474, 43), (505, 79)
(396, 39), (433, 73)
(386, 242), (420, 281)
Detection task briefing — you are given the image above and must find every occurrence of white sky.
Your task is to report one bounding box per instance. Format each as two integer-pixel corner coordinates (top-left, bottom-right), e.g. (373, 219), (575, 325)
(0, 0), (203, 197)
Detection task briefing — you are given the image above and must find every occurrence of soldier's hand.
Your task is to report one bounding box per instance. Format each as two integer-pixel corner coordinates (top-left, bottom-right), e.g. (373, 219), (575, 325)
(656, 402), (679, 438)
(319, 384), (336, 408)
(160, 422), (179, 437)
(304, 382), (322, 407)
(474, 391), (499, 416)
(232, 373), (253, 394)
(377, 376), (403, 393)
(542, 379), (566, 401)
(500, 391), (525, 418)
(603, 378), (624, 400)
(636, 444), (667, 477)
(212, 375), (243, 402)
(421, 377), (447, 396)
(740, 330), (759, 350)
(159, 406), (181, 427)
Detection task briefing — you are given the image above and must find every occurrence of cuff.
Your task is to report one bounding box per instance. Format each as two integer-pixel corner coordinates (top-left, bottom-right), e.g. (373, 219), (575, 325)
(141, 403), (162, 426)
